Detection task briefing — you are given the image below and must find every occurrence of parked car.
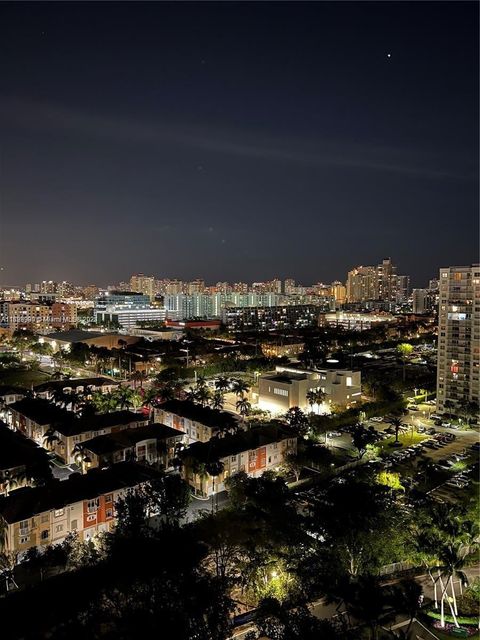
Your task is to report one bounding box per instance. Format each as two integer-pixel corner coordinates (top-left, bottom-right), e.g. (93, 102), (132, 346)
(327, 431), (342, 438)
(370, 417), (383, 422)
(426, 428), (436, 435)
(441, 422), (452, 428)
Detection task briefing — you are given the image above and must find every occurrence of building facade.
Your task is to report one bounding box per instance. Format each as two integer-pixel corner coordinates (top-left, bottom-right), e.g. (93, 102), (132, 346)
(154, 400), (239, 444)
(0, 463), (159, 558)
(436, 265), (480, 417)
(181, 424), (297, 497)
(256, 365), (361, 414)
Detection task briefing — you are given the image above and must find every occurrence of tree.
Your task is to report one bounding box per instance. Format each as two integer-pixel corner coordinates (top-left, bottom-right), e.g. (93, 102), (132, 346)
(392, 578), (423, 638)
(231, 379), (250, 398)
(195, 386), (211, 408)
(43, 427), (60, 451)
(340, 575), (396, 640)
(351, 424), (378, 459)
(205, 460), (225, 512)
(284, 407), (309, 437)
(251, 598), (343, 640)
(211, 391), (225, 411)
(236, 397), (252, 419)
(385, 414), (407, 444)
(397, 343), (413, 382)
(215, 376), (231, 394)
(306, 390), (317, 413)
(281, 451), (304, 482)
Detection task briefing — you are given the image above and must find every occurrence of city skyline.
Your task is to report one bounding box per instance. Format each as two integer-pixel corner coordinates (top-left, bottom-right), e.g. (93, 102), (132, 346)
(1, 2), (478, 286)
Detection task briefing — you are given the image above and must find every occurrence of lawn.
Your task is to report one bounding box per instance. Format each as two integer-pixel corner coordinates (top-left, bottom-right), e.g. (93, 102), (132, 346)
(0, 367), (51, 388)
(377, 431), (427, 452)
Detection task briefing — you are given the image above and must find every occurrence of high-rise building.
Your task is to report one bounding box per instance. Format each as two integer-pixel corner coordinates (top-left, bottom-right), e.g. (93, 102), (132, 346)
(346, 266), (377, 302)
(284, 278), (296, 295)
(346, 259), (404, 304)
(395, 275), (410, 303)
(330, 281), (347, 305)
(129, 274), (155, 300)
(376, 258), (398, 301)
(436, 265), (480, 417)
(185, 279), (205, 295)
(412, 289), (430, 314)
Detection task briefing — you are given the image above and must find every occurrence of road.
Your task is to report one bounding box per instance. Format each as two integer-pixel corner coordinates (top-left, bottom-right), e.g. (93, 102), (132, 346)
(231, 565), (480, 639)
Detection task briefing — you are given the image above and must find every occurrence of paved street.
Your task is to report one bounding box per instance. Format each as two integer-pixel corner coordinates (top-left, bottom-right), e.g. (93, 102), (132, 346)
(231, 565), (480, 639)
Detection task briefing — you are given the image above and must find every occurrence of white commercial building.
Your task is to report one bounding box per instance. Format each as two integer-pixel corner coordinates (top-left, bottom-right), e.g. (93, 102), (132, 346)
(256, 365), (362, 415)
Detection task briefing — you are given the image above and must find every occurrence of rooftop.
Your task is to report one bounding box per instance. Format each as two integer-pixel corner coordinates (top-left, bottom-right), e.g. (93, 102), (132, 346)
(0, 421), (50, 471)
(182, 423), (294, 464)
(82, 423), (183, 456)
(158, 400), (238, 430)
(262, 373), (308, 383)
(34, 377), (117, 394)
(10, 397), (74, 427)
(0, 462), (160, 524)
(0, 385), (26, 398)
(43, 330), (108, 343)
(9, 398), (146, 436)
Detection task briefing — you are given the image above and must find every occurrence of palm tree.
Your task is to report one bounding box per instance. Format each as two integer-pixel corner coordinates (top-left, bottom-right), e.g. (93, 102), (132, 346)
(195, 376), (208, 390)
(205, 459), (225, 512)
(185, 387), (198, 402)
(231, 379), (250, 398)
(306, 390), (317, 413)
(385, 414), (407, 444)
(52, 388), (68, 408)
(437, 542), (471, 628)
(215, 376), (231, 394)
(340, 575), (395, 640)
(211, 391), (224, 411)
(314, 388), (325, 410)
(397, 342), (413, 382)
(114, 386), (133, 410)
(65, 389), (82, 412)
(43, 427), (60, 451)
(195, 386), (211, 407)
(393, 578), (423, 638)
(2, 471), (18, 497)
(236, 397), (251, 420)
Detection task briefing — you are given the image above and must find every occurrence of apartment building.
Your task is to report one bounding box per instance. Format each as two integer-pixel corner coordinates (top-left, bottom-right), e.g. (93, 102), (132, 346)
(81, 423), (185, 470)
(8, 398), (148, 462)
(154, 400), (239, 444)
(8, 398), (74, 444)
(129, 274), (155, 301)
(181, 423), (297, 497)
(0, 421), (51, 496)
(221, 304), (322, 331)
(256, 365), (361, 414)
(346, 259), (408, 305)
(0, 463), (160, 558)
(0, 301), (77, 332)
(33, 377), (118, 402)
(436, 265), (480, 417)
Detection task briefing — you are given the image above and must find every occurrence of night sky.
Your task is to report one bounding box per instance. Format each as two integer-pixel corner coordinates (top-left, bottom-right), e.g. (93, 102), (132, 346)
(0, 2), (478, 287)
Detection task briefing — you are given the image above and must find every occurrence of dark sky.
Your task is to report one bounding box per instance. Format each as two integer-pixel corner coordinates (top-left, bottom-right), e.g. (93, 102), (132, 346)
(0, 2), (478, 287)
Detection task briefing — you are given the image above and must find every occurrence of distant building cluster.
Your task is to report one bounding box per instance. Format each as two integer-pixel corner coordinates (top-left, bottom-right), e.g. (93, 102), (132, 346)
(0, 258), (441, 335)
